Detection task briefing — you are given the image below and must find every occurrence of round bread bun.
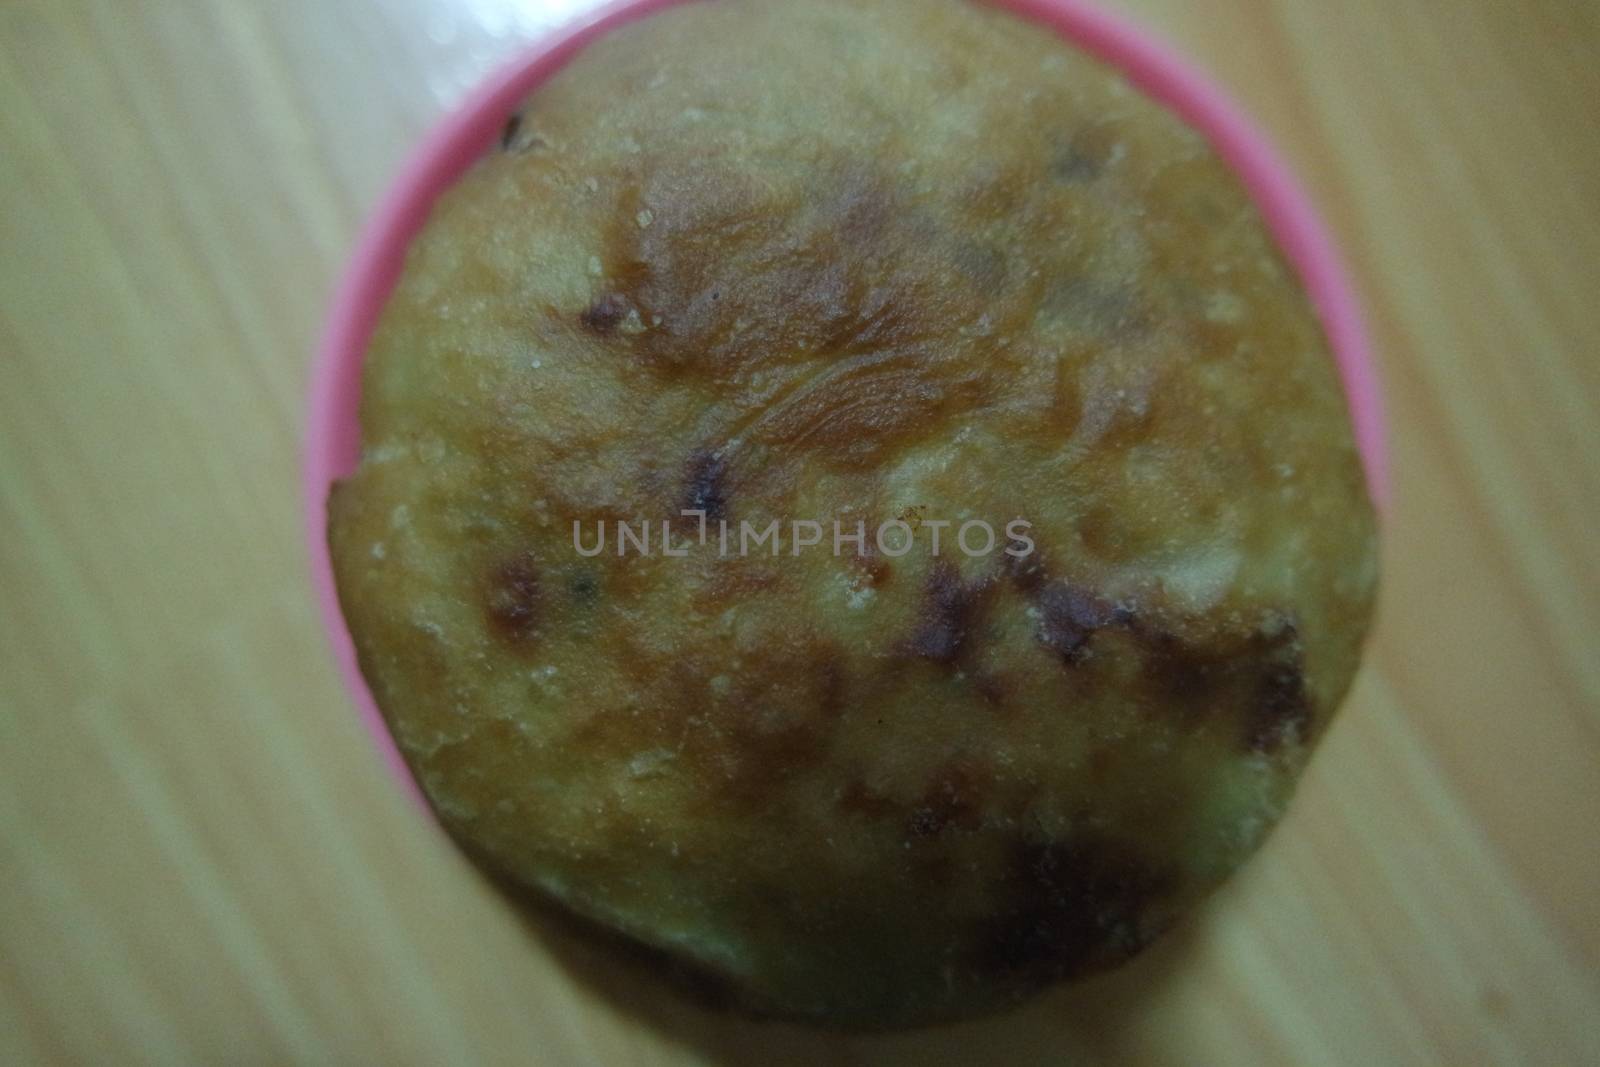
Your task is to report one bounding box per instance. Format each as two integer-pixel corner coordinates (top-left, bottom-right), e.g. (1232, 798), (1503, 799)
(328, 0), (1378, 1028)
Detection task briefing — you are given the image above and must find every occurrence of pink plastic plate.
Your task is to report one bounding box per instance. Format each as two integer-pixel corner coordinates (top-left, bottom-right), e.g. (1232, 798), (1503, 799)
(304, 0), (1391, 801)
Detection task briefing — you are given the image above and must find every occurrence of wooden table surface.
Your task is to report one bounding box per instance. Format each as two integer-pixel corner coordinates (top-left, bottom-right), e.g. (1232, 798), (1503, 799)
(3, 1), (1597, 1063)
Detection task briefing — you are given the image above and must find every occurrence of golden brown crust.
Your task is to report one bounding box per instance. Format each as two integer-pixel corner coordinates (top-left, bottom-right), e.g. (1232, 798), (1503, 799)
(329, 0), (1378, 1027)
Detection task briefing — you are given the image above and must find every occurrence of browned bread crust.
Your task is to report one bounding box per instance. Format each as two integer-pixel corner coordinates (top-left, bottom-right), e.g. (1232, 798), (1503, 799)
(329, 0), (1377, 1027)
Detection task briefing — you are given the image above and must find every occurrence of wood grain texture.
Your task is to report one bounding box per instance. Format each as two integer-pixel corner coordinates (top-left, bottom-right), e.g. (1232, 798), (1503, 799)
(1, 1), (1596, 1063)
